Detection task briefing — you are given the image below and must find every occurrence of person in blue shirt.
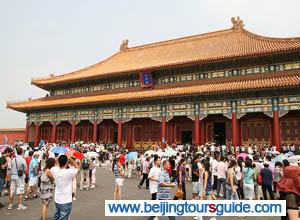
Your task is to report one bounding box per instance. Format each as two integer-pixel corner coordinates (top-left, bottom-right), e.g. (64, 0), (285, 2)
(260, 161), (275, 200)
(25, 152), (39, 200)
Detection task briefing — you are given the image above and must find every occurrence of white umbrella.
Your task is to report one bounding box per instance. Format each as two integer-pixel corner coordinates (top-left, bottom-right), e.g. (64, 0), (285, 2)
(155, 150), (165, 157)
(144, 150), (155, 157)
(87, 152), (99, 157)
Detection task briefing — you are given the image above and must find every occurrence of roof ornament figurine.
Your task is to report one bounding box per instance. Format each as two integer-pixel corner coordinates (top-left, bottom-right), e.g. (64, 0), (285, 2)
(49, 73), (55, 77)
(231, 16), (244, 30)
(120, 39), (129, 51)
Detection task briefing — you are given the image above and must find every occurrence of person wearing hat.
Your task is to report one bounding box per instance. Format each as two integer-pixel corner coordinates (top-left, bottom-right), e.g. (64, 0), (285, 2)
(25, 151), (39, 200)
(260, 161), (274, 200)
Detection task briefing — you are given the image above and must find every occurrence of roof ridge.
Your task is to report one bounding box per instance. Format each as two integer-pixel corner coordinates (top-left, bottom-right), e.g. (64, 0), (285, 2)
(126, 28), (234, 51)
(242, 28), (300, 42)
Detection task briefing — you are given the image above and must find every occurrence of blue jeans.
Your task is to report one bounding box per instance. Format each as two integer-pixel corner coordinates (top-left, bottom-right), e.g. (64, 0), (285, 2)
(52, 202), (72, 220)
(226, 184), (239, 200)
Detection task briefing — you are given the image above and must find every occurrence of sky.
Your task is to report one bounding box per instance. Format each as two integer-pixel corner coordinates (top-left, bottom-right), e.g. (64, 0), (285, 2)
(0, 0), (300, 128)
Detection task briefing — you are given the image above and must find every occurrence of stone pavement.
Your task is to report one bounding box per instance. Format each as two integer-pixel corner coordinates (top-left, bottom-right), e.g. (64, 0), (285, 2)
(0, 167), (280, 220)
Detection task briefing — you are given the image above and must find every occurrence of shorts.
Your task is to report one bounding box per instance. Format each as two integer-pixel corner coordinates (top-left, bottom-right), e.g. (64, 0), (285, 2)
(115, 178), (123, 187)
(10, 178), (25, 195)
(192, 182), (199, 193)
(25, 176), (29, 184)
(29, 176), (38, 187)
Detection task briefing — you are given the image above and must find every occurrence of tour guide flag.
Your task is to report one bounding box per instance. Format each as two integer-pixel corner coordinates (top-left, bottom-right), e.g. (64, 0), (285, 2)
(4, 135), (8, 144)
(38, 139), (45, 148)
(140, 72), (153, 88)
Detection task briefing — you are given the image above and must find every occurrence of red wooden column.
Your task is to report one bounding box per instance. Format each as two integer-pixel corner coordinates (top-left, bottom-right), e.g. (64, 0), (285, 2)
(232, 112), (238, 147)
(117, 120), (122, 147)
(195, 115), (201, 146)
(34, 123), (39, 147)
(24, 123), (29, 143)
(71, 122), (76, 143)
(51, 123), (57, 143)
(127, 122), (132, 148)
(93, 121), (98, 143)
(272, 98), (281, 152)
(161, 106), (167, 148)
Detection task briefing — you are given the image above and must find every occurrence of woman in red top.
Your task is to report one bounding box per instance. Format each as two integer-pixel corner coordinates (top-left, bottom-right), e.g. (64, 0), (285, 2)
(277, 157), (300, 220)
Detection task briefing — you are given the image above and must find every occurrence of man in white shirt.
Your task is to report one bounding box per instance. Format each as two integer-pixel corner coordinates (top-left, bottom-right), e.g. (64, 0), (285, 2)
(148, 156), (161, 200)
(51, 154), (80, 220)
(211, 156), (219, 192)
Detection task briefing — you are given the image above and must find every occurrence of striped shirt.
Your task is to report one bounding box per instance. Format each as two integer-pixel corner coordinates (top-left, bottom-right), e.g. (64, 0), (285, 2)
(157, 170), (171, 200)
(114, 164), (120, 178)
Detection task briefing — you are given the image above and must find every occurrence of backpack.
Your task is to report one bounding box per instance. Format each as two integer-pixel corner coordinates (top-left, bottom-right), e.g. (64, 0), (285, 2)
(257, 175), (262, 185)
(82, 159), (89, 170)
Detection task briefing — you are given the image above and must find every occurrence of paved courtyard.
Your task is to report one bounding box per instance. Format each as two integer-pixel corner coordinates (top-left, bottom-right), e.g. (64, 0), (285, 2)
(0, 167), (281, 220)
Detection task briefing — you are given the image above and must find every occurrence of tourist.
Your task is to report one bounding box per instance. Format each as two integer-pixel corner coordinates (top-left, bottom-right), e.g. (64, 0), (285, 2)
(173, 158), (187, 200)
(138, 157), (150, 189)
(216, 156), (227, 199)
(201, 158), (213, 200)
(148, 155), (161, 220)
(148, 155), (161, 200)
(113, 157), (125, 200)
(8, 147), (27, 210)
(51, 155), (80, 220)
(260, 161), (275, 200)
(156, 160), (176, 220)
(243, 158), (255, 200)
(211, 154), (219, 193)
(40, 157), (55, 220)
(277, 156), (300, 220)
(252, 156), (261, 199)
(0, 148), (9, 208)
(25, 151), (39, 200)
(79, 156), (90, 191)
(90, 157), (96, 188)
(273, 161), (283, 196)
(236, 158), (244, 199)
(127, 160), (134, 179)
(226, 159), (239, 200)
(25, 150), (33, 190)
(119, 152), (126, 170)
(191, 155), (200, 199)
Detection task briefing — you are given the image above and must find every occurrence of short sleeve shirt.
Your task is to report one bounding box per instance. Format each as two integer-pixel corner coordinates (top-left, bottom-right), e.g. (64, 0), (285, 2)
(148, 166), (161, 194)
(157, 170), (171, 200)
(29, 158), (38, 178)
(51, 166), (78, 204)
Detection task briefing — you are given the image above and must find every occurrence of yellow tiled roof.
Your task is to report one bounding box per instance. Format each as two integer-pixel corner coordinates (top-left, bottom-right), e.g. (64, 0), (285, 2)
(8, 70), (300, 112)
(31, 25), (300, 88)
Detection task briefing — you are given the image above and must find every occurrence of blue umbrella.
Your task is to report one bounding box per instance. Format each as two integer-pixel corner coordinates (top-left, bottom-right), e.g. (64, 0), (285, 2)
(50, 146), (68, 154)
(126, 152), (138, 161)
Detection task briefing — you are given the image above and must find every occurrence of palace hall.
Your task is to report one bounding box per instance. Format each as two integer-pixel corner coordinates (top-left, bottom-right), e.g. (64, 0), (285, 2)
(7, 17), (300, 151)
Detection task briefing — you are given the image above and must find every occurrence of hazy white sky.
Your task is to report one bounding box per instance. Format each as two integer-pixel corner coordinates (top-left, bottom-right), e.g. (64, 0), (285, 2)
(1, 0), (300, 128)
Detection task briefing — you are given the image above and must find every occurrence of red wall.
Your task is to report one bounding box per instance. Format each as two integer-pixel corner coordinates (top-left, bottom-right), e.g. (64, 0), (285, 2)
(0, 129), (25, 145)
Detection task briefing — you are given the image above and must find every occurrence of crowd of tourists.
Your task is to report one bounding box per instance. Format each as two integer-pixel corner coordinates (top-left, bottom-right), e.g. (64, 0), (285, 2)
(0, 141), (299, 220)
(0, 141), (102, 220)
(111, 143), (300, 220)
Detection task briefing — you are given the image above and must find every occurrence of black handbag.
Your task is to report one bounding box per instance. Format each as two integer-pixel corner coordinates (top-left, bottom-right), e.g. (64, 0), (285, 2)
(15, 158), (24, 177)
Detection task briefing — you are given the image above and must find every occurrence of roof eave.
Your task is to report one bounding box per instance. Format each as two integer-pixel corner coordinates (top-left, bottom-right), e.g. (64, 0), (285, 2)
(30, 49), (300, 88)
